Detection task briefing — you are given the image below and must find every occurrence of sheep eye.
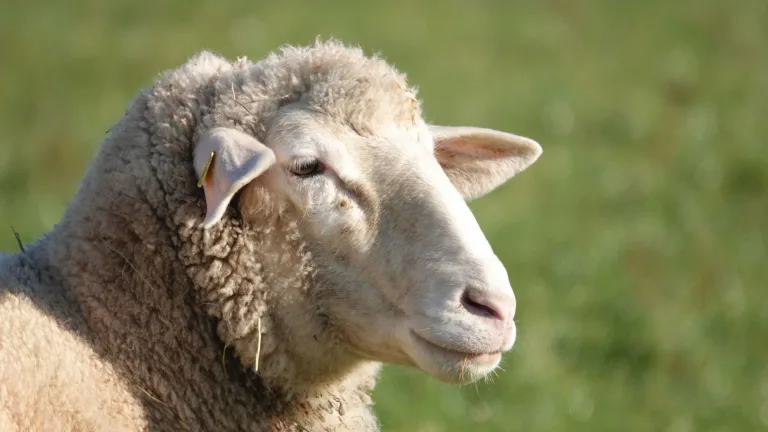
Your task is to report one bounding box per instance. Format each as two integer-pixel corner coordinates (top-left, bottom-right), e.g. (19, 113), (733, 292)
(288, 158), (324, 177)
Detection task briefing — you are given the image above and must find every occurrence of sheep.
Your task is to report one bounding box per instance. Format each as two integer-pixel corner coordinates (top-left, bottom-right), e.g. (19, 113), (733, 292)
(0, 38), (542, 431)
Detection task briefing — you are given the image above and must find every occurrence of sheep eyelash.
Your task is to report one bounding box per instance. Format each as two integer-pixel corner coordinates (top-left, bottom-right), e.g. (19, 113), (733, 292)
(288, 157), (325, 177)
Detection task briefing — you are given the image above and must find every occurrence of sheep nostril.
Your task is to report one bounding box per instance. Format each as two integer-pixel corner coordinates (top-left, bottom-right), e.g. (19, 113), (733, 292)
(460, 288), (514, 322)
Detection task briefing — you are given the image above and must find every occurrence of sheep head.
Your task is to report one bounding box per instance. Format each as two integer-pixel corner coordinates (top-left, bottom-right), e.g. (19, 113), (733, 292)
(189, 43), (542, 386)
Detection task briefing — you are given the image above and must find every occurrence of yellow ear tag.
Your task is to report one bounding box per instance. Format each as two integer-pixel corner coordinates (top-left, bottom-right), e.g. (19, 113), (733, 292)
(197, 151), (215, 188)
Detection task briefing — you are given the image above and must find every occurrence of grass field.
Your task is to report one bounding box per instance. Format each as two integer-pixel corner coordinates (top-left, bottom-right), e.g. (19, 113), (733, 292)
(1, 1), (767, 430)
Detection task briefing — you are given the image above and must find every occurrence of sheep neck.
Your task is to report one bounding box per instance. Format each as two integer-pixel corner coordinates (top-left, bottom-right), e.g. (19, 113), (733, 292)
(37, 125), (380, 431)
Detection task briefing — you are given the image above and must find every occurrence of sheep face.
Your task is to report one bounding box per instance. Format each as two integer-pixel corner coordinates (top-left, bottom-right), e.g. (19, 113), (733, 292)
(194, 102), (541, 384)
(260, 103), (540, 384)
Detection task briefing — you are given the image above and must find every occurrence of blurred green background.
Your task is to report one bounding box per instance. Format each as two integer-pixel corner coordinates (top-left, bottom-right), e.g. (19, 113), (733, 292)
(1, 0), (767, 430)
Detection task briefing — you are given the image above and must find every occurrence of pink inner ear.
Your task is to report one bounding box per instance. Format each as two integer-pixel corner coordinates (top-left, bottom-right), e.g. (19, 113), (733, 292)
(436, 139), (507, 164)
(437, 139), (532, 167)
(200, 161), (239, 225)
(202, 169), (220, 213)
(193, 127), (278, 229)
(430, 125), (542, 200)
(202, 170), (217, 199)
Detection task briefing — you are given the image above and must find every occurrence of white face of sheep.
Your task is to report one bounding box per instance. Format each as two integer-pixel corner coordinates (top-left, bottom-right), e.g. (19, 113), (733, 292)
(193, 104), (542, 384)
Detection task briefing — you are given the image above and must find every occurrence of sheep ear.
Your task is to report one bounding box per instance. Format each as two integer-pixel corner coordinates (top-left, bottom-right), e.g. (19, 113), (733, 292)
(194, 127), (276, 229)
(430, 125), (542, 200)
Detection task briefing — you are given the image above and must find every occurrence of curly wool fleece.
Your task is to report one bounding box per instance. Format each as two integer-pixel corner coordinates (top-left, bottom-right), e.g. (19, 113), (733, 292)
(0, 40), (425, 431)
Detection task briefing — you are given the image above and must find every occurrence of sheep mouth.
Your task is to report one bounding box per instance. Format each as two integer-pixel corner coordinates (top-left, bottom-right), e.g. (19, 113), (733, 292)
(409, 330), (501, 365)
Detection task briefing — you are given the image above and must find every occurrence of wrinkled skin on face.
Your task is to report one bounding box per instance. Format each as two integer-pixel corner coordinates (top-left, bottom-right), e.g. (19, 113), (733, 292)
(194, 102), (541, 385)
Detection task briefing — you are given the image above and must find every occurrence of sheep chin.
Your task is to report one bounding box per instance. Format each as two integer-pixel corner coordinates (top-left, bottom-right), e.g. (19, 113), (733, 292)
(402, 329), (505, 385)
